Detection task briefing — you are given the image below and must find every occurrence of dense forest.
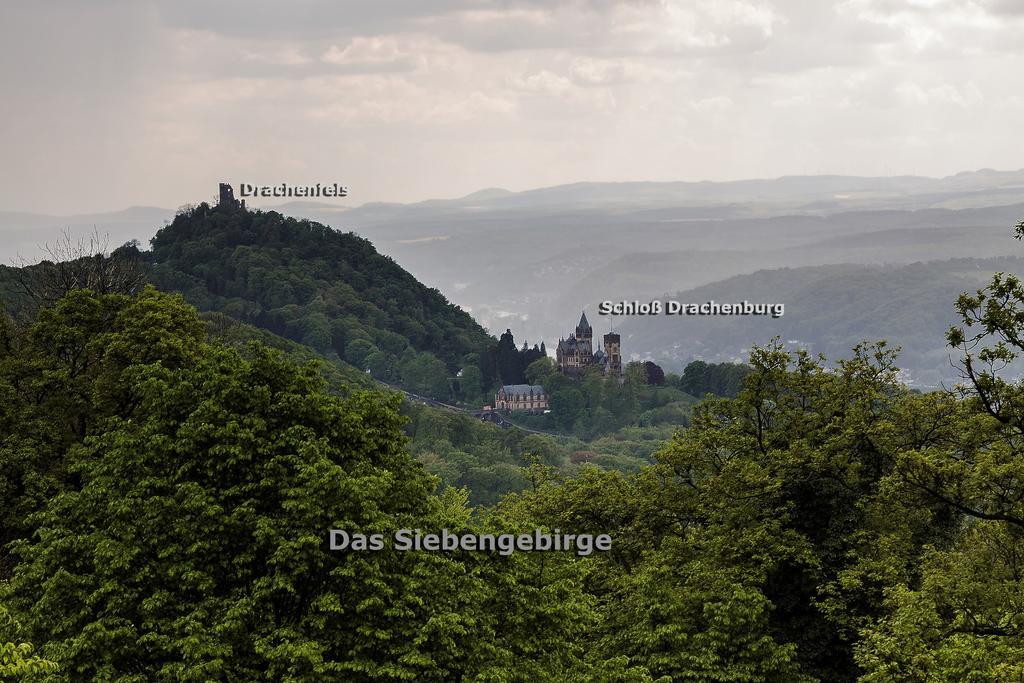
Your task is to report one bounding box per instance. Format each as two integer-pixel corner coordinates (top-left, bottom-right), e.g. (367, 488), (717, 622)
(4, 210), (1024, 680)
(4, 266), (1024, 679)
(144, 202), (496, 397)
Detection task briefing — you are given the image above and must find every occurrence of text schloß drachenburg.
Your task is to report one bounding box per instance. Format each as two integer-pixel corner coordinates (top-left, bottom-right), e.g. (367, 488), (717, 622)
(599, 299), (784, 318)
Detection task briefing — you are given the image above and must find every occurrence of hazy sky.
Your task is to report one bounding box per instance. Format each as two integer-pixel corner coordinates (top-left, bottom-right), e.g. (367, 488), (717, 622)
(2, 0), (1023, 214)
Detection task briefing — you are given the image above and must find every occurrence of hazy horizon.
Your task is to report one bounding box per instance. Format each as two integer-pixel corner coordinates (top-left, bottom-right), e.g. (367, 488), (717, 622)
(1, 166), (1023, 216)
(4, 1), (1024, 214)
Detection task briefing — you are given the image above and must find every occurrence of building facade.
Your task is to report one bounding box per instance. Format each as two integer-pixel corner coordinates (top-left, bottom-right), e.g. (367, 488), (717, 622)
(495, 384), (549, 413)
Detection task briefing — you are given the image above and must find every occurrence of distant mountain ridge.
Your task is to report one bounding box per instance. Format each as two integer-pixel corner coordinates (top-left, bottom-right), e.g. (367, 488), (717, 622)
(616, 256), (1024, 388)
(6, 168), (1024, 267)
(327, 168), (1024, 221)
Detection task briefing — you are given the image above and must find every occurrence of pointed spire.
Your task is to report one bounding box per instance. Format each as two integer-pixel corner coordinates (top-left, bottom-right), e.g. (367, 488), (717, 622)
(578, 310), (591, 331)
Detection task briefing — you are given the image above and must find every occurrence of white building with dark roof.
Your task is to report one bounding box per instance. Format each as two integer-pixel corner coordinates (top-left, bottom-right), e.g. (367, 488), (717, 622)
(495, 384), (548, 413)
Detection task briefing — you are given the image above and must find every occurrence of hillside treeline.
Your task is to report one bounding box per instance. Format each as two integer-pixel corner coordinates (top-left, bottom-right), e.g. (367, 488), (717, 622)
(146, 203), (498, 398)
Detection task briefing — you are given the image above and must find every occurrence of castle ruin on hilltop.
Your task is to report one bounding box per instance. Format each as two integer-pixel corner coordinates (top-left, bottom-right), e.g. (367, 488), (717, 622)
(218, 183), (245, 210)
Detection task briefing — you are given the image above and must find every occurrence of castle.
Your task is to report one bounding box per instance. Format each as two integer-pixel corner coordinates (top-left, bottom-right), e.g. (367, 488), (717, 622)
(556, 311), (621, 379)
(218, 183), (245, 210)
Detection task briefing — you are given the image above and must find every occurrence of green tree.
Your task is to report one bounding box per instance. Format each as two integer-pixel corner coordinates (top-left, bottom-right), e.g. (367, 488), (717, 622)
(513, 341), (914, 681)
(344, 338), (377, 369)
(525, 356), (556, 385)
(7, 341), (473, 680)
(398, 350), (450, 399)
(0, 603), (57, 679)
(495, 329), (525, 385)
(519, 434), (564, 468)
(1, 287), (205, 568)
(3, 289), (607, 681)
(680, 360), (750, 398)
(550, 388), (585, 430)
(853, 265), (1024, 680)
(300, 311), (332, 352)
(455, 364), (483, 405)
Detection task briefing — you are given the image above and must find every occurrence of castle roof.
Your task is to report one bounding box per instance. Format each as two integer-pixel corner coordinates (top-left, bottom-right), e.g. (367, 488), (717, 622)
(577, 311), (591, 332)
(557, 336), (591, 353)
(498, 384), (546, 397)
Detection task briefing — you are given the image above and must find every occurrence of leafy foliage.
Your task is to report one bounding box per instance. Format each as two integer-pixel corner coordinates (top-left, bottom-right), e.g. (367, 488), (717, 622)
(510, 341), (910, 680)
(676, 359), (751, 398)
(0, 288), (610, 681)
(0, 604), (57, 679)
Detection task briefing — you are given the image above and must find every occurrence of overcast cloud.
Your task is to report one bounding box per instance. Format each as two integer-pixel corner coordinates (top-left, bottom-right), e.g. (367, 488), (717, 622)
(1, 0), (1022, 213)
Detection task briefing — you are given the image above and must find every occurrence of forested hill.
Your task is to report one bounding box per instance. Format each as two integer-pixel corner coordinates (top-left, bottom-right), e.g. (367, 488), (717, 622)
(620, 256), (1024, 388)
(145, 202), (493, 375)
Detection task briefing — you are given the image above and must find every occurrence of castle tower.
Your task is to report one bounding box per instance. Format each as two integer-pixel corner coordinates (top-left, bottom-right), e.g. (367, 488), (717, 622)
(218, 182), (244, 210)
(576, 311), (593, 367)
(603, 332), (621, 377)
(575, 311), (592, 344)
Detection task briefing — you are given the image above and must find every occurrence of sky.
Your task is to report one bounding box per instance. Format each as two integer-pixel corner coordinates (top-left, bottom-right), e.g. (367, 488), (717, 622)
(2, 0), (1023, 214)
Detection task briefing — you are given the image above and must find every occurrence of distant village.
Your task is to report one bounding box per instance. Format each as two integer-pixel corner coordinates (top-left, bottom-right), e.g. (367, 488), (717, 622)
(493, 311), (622, 414)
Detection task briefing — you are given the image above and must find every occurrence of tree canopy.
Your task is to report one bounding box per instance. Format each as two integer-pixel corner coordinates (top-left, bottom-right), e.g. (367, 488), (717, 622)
(4, 214), (1024, 680)
(145, 202), (494, 398)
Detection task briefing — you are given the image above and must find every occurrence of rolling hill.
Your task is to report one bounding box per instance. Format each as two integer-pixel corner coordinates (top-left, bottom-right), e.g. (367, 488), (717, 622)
(144, 201), (494, 379)
(615, 257), (1024, 388)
